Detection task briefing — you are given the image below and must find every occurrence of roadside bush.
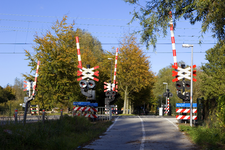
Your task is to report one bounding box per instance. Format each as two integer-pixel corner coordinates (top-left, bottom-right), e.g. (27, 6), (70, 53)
(179, 125), (225, 150)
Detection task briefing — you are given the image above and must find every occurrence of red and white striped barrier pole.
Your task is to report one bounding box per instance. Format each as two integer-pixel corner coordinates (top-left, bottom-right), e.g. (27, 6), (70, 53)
(76, 36), (82, 72)
(169, 11), (178, 69)
(167, 98), (170, 113)
(32, 61), (40, 96)
(112, 48), (118, 91)
(164, 98), (170, 114)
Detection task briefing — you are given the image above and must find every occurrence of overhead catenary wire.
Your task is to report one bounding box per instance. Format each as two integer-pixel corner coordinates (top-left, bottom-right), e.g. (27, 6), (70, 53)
(0, 13), (216, 56)
(0, 13), (209, 23)
(0, 42), (217, 47)
(0, 18), (205, 31)
(0, 42), (217, 45)
(0, 26), (215, 40)
(0, 51), (208, 54)
(0, 26), (126, 34)
(0, 19), (140, 28)
(1, 27), (210, 39)
(0, 13), (131, 21)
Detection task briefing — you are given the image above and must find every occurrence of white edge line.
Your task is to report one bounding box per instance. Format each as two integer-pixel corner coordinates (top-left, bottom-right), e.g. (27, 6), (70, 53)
(139, 116), (145, 150)
(164, 118), (179, 130)
(106, 116), (120, 132)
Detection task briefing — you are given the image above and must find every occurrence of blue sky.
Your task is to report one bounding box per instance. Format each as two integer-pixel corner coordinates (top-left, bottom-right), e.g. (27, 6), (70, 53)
(0, 0), (216, 87)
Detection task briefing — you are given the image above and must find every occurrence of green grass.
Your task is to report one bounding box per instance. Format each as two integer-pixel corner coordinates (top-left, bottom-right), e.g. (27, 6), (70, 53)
(0, 115), (112, 150)
(118, 114), (136, 116)
(179, 124), (225, 150)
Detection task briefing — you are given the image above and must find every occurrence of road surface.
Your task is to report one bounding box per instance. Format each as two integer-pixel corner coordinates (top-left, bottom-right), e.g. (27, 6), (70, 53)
(83, 115), (197, 150)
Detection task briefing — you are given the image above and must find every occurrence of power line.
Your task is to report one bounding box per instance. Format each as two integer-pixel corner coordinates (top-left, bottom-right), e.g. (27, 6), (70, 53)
(0, 19), (206, 30)
(0, 42), (217, 45)
(0, 28), (40, 33)
(0, 19), (54, 24)
(0, 26), (125, 35)
(0, 51), (207, 54)
(0, 28), (215, 42)
(0, 13), (130, 21)
(1, 28), (210, 39)
(0, 13), (208, 23)
(0, 26), (47, 31)
(143, 51), (206, 53)
(0, 19), (139, 28)
(0, 52), (27, 54)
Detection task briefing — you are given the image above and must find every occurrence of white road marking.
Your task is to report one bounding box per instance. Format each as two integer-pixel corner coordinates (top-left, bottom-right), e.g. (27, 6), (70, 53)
(164, 118), (179, 130)
(139, 116), (145, 150)
(106, 116), (120, 132)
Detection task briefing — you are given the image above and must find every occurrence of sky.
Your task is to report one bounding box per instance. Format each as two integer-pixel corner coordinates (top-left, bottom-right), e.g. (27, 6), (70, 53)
(0, 0), (217, 87)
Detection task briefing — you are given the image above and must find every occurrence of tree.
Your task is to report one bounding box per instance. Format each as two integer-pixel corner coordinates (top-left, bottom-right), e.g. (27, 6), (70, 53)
(13, 78), (26, 102)
(23, 16), (104, 110)
(199, 41), (225, 123)
(201, 41), (225, 99)
(116, 35), (155, 114)
(4, 85), (15, 101)
(0, 84), (16, 104)
(124, 0), (225, 48)
(132, 84), (156, 114)
(0, 86), (8, 103)
(192, 67), (204, 102)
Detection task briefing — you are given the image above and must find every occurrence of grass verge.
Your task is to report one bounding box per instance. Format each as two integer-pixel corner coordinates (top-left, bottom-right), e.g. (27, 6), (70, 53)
(0, 115), (112, 150)
(179, 124), (225, 150)
(118, 114), (136, 116)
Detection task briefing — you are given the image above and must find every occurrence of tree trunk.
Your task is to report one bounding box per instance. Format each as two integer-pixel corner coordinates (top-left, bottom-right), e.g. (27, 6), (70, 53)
(126, 97), (129, 114)
(132, 104), (134, 114)
(129, 100), (132, 114)
(123, 87), (127, 114)
(123, 86), (129, 114)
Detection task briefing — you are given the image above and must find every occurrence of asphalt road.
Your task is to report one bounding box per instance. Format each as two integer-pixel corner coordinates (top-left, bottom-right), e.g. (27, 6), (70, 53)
(83, 116), (197, 150)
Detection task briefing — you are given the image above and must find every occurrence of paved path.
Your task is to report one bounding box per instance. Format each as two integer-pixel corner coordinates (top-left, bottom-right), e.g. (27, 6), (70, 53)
(83, 116), (197, 150)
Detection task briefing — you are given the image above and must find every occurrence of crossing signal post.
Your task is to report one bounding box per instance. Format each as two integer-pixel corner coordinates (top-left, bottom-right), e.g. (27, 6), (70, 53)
(172, 64), (197, 103)
(79, 79), (96, 101)
(77, 64), (99, 102)
(104, 80), (117, 120)
(23, 60), (40, 125)
(23, 80), (32, 97)
(172, 63), (197, 125)
(104, 82), (111, 92)
(163, 89), (173, 115)
(104, 81), (117, 106)
(105, 90), (117, 105)
(104, 47), (119, 120)
(175, 80), (191, 103)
